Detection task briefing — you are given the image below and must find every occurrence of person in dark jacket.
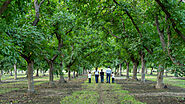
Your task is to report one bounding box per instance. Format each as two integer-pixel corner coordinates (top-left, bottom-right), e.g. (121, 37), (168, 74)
(100, 69), (104, 83)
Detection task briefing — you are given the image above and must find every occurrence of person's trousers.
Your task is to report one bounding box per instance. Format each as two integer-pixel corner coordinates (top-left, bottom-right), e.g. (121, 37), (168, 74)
(95, 75), (99, 83)
(101, 75), (104, 83)
(106, 73), (111, 83)
(89, 78), (91, 83)
(112, 78), (114, 83)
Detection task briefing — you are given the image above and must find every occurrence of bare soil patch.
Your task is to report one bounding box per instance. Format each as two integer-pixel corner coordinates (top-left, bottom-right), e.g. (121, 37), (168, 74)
(116, 79), (185, 104)
(0, 77), (86, 104)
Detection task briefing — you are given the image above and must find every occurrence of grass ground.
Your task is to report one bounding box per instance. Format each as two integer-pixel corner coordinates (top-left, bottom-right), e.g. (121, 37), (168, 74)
(120, 72), (185, 88)
(61, 77), (144, 104)
(0, 72), (185, 104)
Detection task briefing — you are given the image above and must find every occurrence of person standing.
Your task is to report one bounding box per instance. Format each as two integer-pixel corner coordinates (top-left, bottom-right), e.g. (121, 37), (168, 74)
(106, 66), (111, 83)
(88, 72), (91, 83)
(100, 69), (104, 83)
(94, 68), (99, 83)
(112, 72), (115, 83)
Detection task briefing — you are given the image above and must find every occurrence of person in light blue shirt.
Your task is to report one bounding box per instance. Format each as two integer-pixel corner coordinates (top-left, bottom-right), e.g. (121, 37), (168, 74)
(94, 68), (99, 83)
(106, 66), (111, 83)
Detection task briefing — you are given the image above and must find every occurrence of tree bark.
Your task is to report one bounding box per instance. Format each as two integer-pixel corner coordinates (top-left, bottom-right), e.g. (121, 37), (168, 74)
(132, 61), (138, 80)
(0, 0), (12, 15)
(14, 64), (17, 80)
(49, 62), (54, 84)
(119, 64), (122, 76)
(33, 0), (45, 26)
(150, 67), (153, 75)
(83, 67), (85, 74)
(155, 15), (166, 52)
(140, 51), (146, 83)
(0, 70), (2, 83)
(59, 62), (65, 83)
(76, 71), (78, 77)
(36, 69), (39, 77)
(73, 71), (75, 78)
(165, 70), (168, 77)
(126, 62), (130, 79)
(68, 67), (71, 81)
(156, 64), (165, 89)
(27, 61), (34, 93)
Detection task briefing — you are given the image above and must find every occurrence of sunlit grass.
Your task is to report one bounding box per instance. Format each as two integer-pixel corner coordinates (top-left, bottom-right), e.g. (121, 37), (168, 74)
(120, 72), (185, 88)
(61, 77), (144, 104)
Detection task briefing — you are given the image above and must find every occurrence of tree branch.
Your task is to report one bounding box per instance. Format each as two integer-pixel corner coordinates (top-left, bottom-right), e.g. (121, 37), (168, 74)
(20, 53), (30, 63)
(155, 14), (166, 51)
(65, 27), (73, 35)
(51, 54), (58, 61)
(39, 0), (45, 7)
(44, 57), (50, 63)
(155, 0), (185, 42)
(33, 0), (45, 26)
(167, 21), (184, 67)
(102, 26), (121, 39)
(143, 46), (153, 54)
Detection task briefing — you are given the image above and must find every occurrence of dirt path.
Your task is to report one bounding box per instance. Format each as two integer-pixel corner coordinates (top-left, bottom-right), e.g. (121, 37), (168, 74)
(60, 78), (143, 104)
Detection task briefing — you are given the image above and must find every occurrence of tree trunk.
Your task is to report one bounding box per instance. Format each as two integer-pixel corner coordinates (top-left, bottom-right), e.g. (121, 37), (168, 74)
(76, 71), (78, 77)
(150, 67), (153, 75)
(132, 61), (138, 80)
(58, 61), (65, 83)
(36, 69), (39, 77)
(140, 52), (146, 83)
(49, 62), (54, 85)
(68, 67), (71, 80)
(0, 70), (2, 83)
(126, 62), (130, 79)
(83, 67), (85, 74)
(27, 61), (34, 93)
(119, 64), (122, 76)
(145, 68), (148, 74)
(14, 64), (17, 80)
(165, 70), (168, 77)
(156, 65), (164, 89)
(73, 71), (75, 78)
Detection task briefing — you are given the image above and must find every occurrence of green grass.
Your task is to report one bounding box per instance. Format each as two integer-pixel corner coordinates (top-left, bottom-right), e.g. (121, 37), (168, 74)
(0, 88), (19, 94)
(0, 75), (51, 94)
(60, 90), (99, 104)
(145, 76), (185, 88)
(61, 77), (145, 104)
(1, 73), (26, 80)
(121, 72), (185, 88)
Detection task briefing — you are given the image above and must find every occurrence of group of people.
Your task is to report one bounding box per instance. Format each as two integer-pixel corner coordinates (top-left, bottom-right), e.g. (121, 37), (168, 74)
(88, 66), (115, 83)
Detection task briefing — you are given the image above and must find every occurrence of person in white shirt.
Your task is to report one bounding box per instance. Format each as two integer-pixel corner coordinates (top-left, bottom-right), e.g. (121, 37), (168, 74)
(106, 66), (111, 83)
(112, 72), (115, 83)
(88, 72), (91, 83)
(94, 68), (99, 83)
